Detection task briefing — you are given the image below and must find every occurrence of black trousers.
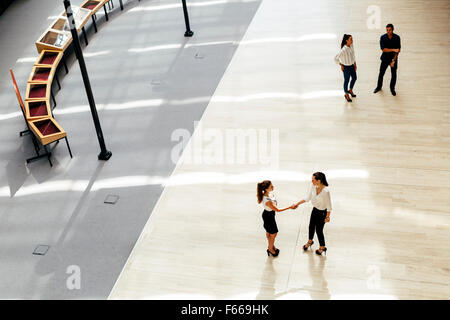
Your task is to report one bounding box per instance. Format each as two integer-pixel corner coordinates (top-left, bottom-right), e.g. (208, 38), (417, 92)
(377, 59), (398, 90)
(308, 207), (327, 246)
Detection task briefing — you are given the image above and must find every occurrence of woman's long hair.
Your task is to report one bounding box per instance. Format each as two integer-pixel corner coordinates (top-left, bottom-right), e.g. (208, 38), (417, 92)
(313, 172), (329, 186)
(257, 180), (272, 203)
(341, 34), (352, 48)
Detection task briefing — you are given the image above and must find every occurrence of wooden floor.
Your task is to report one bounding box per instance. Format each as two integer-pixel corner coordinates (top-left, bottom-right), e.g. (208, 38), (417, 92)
(109, 0), (450, 299)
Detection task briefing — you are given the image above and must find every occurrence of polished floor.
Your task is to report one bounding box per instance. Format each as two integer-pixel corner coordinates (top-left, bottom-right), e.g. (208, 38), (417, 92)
(109, 0), (450, 299)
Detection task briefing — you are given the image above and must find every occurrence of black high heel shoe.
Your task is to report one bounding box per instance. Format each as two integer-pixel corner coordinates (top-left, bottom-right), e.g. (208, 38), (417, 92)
(267, 249), (279, 257)
(315, 247), (327, 256)
(303, 240), (314, 251)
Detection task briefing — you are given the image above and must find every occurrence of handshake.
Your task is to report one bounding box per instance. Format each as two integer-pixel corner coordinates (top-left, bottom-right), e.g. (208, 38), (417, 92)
(289, 203), (300, 210)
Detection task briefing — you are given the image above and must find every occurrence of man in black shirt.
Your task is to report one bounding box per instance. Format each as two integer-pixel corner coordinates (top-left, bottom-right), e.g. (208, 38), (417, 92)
(374, 24), (401, 95)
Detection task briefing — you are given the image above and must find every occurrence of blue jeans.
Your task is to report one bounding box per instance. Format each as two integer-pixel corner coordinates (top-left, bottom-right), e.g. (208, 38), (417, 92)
(343, 65), (357, 93)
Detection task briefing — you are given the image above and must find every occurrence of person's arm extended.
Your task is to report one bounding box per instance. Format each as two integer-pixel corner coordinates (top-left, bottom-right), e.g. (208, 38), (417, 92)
(295, 199), (307, 207)
(382, 48), (399, 53)
(293, 185), (312, 208)
(380, 36), (400, 53)
(266, 200), (293, 212)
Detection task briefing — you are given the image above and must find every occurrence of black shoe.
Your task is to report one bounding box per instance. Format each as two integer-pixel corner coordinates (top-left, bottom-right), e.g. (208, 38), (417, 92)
(391, 89), (396, 96)
(345, 94), (352, 102)
(373, 87), (381, 93)
(315, 247), (327, 256)
(303, 240), (314, 251)
(267, 249), (279, 257)
(348, 90), (356, 97)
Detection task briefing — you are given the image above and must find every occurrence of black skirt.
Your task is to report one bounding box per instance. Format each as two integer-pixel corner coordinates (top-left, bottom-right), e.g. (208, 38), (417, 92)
(262, 210), (278, 234)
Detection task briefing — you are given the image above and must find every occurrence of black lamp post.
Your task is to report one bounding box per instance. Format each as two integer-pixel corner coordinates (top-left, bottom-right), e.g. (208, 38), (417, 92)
(63, 0), (112, 161)
(181, 0), (194, 37)
(117, 0), (193, 37)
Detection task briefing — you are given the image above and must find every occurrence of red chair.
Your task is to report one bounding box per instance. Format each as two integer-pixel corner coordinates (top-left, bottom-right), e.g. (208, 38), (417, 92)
(10, 69), (73, 167)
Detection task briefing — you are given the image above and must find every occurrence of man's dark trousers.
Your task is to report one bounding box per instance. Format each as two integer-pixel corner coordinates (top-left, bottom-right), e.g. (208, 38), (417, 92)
(377, 59), (397, 90)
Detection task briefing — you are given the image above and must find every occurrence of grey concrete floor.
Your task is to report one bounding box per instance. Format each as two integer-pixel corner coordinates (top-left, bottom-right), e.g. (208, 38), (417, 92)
(0, 0), (261, 299)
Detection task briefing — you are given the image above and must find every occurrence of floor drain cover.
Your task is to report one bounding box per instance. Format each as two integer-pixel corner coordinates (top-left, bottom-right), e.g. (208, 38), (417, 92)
(33, 245), (50, 256)
(104, 194), (119, 204)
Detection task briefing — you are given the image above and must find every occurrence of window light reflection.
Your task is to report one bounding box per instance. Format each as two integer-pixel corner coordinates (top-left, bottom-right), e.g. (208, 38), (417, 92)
(0, 90), (344, 122)
(0, 169), (369, 198)
(16, 57), (37, 63)
(128, 34), (337, 54)
(53, 99), (164, 115)
(128, 0), (259, 13)
(0, 111), (21, 121)
(83, 50), (111, 58)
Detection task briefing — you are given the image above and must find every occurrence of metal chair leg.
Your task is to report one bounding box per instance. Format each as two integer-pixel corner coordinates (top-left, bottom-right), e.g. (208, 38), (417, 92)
(20, 129), (30, 137)
(65, 137), (73, 158)
(104, 5), (109, 21)
(26, 142), (51, 167)
(63, 57), (69, 74)
(32, 135), (40, 155)
(92, 15), (98, 32)
(27, 152), (52, 165)
(51, 90), (57, 109)
(43, 145), (53, 167)
(82, 26), (88, 46)
(55, 73), (61, 90)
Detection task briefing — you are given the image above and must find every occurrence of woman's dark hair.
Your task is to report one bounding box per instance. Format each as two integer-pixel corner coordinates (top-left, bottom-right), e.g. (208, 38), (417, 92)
(341, 34), (352, 48)
(313, 172), (329, 186)
(386, 23), (394, 30)
(257, 180), (272, 203)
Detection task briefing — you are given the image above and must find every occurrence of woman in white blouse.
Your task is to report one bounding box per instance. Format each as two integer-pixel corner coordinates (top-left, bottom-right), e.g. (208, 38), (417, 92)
(257, 180), (296, 257)
(293, 172), (332, 256)
(334, 34), (357, 102)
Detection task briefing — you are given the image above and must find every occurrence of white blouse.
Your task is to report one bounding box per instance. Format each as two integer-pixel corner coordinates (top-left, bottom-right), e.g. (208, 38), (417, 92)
(304, 184), (332, 211)
(262, 194), (277, 211)
(334, 43), (356, 66)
